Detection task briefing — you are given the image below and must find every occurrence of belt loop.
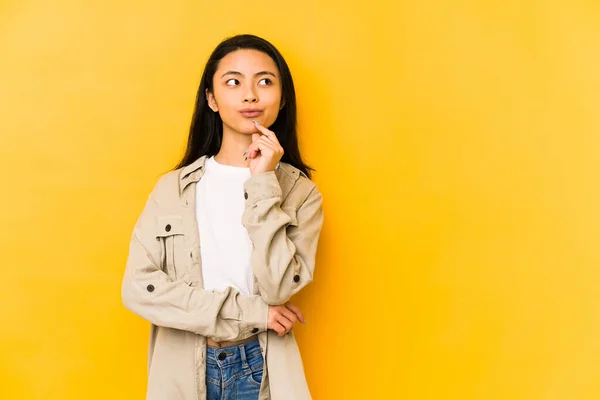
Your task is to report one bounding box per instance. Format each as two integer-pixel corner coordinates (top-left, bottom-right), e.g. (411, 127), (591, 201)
(239, 343), (249, 369)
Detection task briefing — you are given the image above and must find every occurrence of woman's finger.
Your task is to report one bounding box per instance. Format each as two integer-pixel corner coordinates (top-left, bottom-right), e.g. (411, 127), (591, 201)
(252, 120), (281, 144)
(257, 135), (278, 147)
(247, 136), (273, 153)
(248, 138), (277, 160)
(246, 141), (262, 159)
(245, 133), (283, 163)
(285, 302), (305, 324)
(272, 321), (286, 336)
(257, 137), (278, 152)
(279, 305), (298, 325)
(277, 313), (293, 333)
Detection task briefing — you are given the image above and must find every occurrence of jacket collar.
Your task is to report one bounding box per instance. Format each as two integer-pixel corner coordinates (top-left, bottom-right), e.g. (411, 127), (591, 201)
(179, 155), (303, 199)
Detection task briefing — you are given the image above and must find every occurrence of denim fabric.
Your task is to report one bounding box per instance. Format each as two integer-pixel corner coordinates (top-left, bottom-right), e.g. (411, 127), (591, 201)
(206, 337), (264, 400)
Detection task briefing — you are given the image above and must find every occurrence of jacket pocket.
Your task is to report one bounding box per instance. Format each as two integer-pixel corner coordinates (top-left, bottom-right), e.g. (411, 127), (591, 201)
(155, 215), (185, 280)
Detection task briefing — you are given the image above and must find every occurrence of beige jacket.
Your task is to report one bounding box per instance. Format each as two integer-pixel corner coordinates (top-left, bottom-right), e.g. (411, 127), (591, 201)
(121, 155), (324, 400)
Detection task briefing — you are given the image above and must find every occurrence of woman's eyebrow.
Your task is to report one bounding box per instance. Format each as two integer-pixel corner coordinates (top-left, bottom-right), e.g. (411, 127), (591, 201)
(254, 71), (277, 78)
(221, 70), (277, 78)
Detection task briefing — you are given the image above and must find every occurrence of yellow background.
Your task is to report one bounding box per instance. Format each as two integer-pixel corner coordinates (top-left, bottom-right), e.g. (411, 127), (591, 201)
(2, 1), (600, 399)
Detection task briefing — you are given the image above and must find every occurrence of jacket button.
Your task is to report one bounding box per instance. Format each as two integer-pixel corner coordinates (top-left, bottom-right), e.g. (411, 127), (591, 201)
(244, 192), (248, 200)
(165, 224), (171, 232)
(293, 274), (300, 283)
(252, 327), (259, 333)
(147, 284), (155, 292)
(218, 352), (227, 361)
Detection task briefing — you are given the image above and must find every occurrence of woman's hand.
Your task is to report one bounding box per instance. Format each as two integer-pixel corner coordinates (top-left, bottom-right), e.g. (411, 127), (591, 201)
(267, 302), (305, 337)
(244, 120), (284, 176)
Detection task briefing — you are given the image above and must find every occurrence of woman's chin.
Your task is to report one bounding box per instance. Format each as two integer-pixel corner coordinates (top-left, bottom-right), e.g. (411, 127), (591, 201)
(240, 125), (260, 135)
(238, 119), (261, 134)
(222, 120), (259, 136)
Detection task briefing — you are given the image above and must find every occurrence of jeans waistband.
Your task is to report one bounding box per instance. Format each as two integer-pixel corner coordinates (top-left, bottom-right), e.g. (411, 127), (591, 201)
(206, 337), (261, 366)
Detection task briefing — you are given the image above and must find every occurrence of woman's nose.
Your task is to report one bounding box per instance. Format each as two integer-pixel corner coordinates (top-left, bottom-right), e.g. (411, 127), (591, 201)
(243, 88), (258, 103)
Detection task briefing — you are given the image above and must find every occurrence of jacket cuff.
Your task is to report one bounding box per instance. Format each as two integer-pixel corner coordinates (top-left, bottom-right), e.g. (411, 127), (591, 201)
(243, 171), (282, 207)
(240, 295), (269, 334)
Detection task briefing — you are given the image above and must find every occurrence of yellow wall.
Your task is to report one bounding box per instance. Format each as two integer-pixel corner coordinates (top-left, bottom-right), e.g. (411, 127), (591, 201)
(2, 1), (600, 399)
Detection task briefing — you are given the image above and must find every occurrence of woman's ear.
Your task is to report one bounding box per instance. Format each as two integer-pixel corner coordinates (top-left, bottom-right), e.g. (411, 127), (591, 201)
(205, 89), (219, 112)
(280, 98), (286, 110)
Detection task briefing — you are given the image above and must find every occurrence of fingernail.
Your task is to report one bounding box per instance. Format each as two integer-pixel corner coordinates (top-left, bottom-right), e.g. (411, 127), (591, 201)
(252, 120), (260, 125)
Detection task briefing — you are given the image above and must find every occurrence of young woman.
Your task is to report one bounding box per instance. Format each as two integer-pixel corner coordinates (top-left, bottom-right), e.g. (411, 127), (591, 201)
(122, 34), (324, 400)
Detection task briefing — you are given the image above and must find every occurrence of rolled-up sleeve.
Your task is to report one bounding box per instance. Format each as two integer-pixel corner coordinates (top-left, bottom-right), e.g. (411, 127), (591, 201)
(242, 171), (324, 305)
(122, 185), (269, 341)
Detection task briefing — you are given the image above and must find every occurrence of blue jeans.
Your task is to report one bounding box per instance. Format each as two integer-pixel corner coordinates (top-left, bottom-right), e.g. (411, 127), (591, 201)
(206, 337), (264, 400)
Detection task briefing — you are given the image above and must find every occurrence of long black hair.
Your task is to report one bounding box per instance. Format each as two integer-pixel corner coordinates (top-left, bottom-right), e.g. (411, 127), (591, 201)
(174, 34), (313, 178)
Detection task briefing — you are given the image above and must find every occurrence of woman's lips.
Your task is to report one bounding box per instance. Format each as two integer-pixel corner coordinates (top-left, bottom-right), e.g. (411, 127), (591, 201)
(240, 110), (262, 118)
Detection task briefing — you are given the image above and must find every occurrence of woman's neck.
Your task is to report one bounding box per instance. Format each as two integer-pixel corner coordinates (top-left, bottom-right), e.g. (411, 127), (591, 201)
(214, 126), (253, 167)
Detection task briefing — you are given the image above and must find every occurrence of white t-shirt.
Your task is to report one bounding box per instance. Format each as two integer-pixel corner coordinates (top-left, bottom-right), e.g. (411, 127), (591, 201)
(195, 156), (254, 295)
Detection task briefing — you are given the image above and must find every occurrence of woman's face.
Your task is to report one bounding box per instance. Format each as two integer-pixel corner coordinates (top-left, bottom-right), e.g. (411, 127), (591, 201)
(207, 49), (284, 136)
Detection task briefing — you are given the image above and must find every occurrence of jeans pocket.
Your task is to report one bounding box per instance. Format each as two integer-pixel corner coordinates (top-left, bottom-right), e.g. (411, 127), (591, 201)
(246, 353), (264, 387)
(247, 366), (263, 387)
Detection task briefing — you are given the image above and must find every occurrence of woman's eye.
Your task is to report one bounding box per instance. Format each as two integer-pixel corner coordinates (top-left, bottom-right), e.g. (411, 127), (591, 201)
(226, 79), (239, 86)
(258, 78), (272, 86)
